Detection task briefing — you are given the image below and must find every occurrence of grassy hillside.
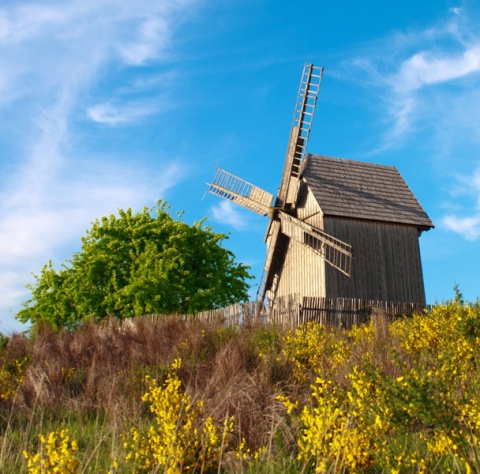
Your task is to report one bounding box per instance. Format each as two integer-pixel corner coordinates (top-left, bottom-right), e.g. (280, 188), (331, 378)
(1, 297), (480, 472)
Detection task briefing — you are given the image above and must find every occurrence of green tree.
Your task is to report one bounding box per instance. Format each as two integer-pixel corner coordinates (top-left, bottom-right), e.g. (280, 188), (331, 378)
(17, 202), (252, 331)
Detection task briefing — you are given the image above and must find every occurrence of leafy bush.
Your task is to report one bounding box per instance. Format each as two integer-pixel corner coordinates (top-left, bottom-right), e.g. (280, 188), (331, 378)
(16, 201), (252, 331)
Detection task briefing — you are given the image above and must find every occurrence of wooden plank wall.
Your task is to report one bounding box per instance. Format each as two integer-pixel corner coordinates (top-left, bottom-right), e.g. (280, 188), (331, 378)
(271, 183), (326, 302)
(273, 237), (326, 301)
(324, 219), (427, 304)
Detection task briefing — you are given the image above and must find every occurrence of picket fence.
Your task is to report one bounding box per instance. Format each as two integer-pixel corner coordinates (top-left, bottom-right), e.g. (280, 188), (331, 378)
(176, 296), (430, 329)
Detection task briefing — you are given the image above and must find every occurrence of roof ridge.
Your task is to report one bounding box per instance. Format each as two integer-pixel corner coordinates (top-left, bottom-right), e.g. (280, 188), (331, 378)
(307, 154), (397, 170)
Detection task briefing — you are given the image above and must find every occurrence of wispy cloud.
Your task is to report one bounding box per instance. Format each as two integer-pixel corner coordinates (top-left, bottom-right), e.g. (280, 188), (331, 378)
(443, 215), (480, 241)
(118, 15), (170, 65)
(344, 7), (480, 148)
(87, 102), (156, 124)
(393, 46), (480, 94)
(210, 201), (251, 230)
(442, 169), (480, 241)
(450, 7), (463, 16)
(384, 45), (480, 142)
(0, 0), (200, 332)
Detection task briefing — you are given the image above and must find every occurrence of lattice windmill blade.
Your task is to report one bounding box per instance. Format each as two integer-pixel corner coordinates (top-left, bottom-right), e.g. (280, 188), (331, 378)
(279, 211), (352, 277)
(276, 65), (324, 208)
(207, 168), (274, 216)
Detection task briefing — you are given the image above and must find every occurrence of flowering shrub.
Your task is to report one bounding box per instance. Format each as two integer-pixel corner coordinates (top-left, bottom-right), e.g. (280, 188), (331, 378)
(23, 429), (80, 474)
(123, 358), (234, 473)
(280, 322), (349, 383)
(0, 355), (29, 401)
(285, 369), (387, 472)
(279, 300), (480, 473)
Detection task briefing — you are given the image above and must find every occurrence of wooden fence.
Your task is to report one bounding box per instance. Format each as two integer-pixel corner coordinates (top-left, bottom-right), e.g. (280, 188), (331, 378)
(188, 296), (430, 329)
(180, 300), (266, 327)
(299, 297), (430, 329)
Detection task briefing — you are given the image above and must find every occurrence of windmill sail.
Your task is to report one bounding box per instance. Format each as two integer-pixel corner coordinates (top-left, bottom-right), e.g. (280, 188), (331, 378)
(206, 65), (353, 308)
(276, 65), (323, 208)
(279, 212), (352, 276)
(207, 168), (274, 216)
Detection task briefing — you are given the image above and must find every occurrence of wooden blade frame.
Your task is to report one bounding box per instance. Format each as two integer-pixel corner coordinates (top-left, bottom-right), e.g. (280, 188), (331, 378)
(259, 65), (326, 301)
(207, 168), (274, 216)
(277, 65), (324, 208)
(279, 212), (352, 277)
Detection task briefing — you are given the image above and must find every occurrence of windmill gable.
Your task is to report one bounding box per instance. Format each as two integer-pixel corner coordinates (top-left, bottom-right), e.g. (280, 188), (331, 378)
(301, 155), (434, 229)
(291, 154), (434, 304)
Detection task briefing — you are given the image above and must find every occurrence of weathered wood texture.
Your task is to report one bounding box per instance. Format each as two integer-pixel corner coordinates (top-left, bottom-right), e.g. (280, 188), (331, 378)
(268, 183), (326, 302)
(324, 218), (426, 304)
(142, 296), (429, 330)
(296, 181), (324, 228)
(182, 300), (266, 327)
(272, 234), (326, 302)
(300, 296), (428, 329)
(302, 155), (434, 228)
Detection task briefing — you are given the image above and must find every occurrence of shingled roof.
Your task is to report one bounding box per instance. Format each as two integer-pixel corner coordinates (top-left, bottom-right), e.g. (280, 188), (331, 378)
(301, 155), (434, 229)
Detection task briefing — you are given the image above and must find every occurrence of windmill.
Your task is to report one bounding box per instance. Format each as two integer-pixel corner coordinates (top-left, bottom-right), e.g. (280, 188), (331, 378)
(206, 65), (353, 307)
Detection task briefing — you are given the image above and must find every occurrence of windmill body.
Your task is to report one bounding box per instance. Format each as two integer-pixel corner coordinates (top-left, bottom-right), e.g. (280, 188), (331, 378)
(206, 65), (433, 312)
(265, 155), (433, 306)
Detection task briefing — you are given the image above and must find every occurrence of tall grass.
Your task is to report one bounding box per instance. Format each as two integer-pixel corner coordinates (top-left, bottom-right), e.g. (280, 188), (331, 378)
(1, 298), (480, 472)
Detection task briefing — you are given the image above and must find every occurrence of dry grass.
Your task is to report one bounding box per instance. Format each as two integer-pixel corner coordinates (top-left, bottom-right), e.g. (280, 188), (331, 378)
(1, 318), (291, 447)
(0, 316), (299, 471)
(5, 307), (467, 472)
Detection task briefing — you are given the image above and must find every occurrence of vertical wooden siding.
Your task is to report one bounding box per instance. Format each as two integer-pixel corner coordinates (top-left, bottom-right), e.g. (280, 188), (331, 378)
(324, 218), (426, 304)
(273, 236), (326, 301)
(270, 183), (326, 304)
(296, 182), (324, 229)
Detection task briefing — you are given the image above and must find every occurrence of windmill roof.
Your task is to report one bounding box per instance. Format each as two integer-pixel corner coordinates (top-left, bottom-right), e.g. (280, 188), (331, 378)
(302, 155), (434, 228)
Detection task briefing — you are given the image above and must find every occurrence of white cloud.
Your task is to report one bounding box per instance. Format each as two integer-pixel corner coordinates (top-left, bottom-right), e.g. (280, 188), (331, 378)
(2, 162), (178, 244)
(0, 0), (200, 333)
(118, 16), (170, 65)
(0, 272), (30, 309)
(441, 169), (480, 241)
(0, 1), (198, 110)
(87, 102), (155, 124)
(345, 10), (480, 147)
(443, 214), (480, 241)
(211, 200), (250, 230)
(383, 44), (480, 144)
(0, 158), (186, 264)
(393, 47), (480, 95)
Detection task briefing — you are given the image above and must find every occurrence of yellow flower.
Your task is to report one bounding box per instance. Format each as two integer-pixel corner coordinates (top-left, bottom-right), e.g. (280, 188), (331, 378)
(23, 429), (80, 474)
(123, 358), (235, 473)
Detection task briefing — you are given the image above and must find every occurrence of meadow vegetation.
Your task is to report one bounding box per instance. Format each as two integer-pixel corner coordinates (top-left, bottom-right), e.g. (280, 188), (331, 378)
(1, 295), (480, 472)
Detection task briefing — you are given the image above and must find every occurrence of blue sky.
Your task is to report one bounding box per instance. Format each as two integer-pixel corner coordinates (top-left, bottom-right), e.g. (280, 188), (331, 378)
(1, 0), (480, 333)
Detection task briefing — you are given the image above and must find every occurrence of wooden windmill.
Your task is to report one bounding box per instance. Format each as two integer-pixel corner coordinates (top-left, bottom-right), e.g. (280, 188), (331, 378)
(207, 64), (433, 311)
